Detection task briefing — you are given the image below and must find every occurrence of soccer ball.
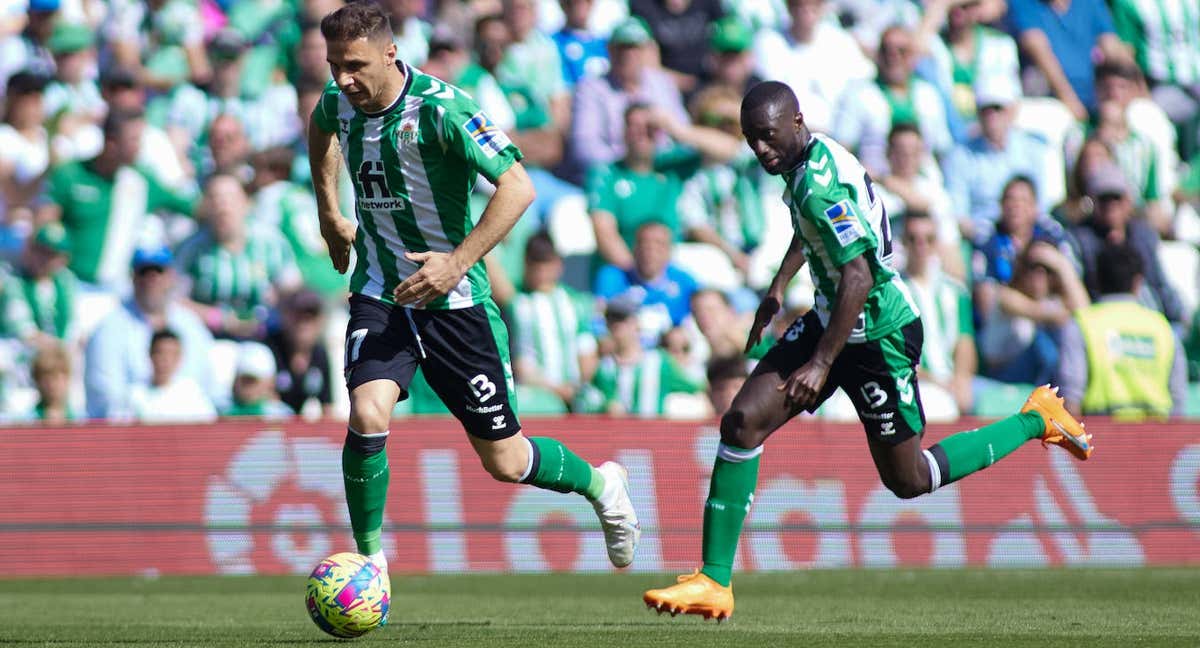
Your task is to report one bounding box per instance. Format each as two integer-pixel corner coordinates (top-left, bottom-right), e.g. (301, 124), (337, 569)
(305, 552), (390, 638)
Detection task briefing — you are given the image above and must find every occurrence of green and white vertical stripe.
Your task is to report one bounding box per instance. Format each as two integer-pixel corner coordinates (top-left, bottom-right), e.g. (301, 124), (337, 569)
(509, 287), (596, 386)
(175, 225), (297, 316)
(1113, 0), (1200, 86)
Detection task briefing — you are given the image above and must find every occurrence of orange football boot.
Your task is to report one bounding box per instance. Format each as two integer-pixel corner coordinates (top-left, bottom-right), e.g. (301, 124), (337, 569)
(1021, 384), (1092, 460)
(643, 570), (734, 622)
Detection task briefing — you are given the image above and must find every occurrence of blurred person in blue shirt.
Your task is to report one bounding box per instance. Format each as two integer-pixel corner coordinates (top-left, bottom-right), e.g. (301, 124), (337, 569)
(553, 0), (611, 86)
(977, 175), (1069, 285)
(595, 220), (698, 347)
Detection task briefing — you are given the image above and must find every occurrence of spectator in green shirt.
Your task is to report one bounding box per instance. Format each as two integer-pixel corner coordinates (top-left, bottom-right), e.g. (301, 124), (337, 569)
(589, 103), (683, 270)
(0, 223), (76, 345)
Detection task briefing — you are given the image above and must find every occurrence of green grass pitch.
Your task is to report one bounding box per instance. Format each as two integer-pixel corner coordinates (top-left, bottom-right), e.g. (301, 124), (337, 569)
(1, 569), (1197, 647)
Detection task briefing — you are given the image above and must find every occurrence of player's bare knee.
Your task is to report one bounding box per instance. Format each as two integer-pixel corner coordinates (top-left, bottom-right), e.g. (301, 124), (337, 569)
(882, 473), (929, 500)
(720, 409), (766, 450)
(348, 394), (391, 436)
(480, 453), (525, 483)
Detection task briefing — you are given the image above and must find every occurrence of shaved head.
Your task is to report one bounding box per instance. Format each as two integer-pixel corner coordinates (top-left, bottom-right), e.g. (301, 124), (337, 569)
(740, 81), (808, 175)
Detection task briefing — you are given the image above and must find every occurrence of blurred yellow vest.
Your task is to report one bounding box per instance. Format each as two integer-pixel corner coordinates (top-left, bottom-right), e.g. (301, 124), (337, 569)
(1075, 300), (1174, 418)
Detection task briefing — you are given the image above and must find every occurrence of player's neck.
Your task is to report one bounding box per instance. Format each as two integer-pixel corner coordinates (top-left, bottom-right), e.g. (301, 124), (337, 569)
(363, 64), (407, 114)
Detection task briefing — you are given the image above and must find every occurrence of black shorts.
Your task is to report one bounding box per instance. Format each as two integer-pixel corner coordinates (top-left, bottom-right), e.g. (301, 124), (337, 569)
(344, 294), (520, 440)
(759, 310), (926, 444)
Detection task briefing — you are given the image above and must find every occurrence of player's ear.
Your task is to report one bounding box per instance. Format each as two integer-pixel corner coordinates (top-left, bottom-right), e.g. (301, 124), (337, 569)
(794, 111), (805, 132)
(385, 41), (397, 65)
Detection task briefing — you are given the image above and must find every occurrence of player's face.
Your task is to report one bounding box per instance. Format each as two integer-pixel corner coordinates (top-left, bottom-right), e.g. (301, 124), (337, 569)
(741, 103), (804, 174)
(327, 36), (397, 110)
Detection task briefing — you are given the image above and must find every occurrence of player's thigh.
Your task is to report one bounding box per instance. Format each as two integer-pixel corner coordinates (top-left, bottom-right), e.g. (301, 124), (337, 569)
(416, 301), (521, 441)
(726, 311), (837, 447)
(344, 295), (419, 430)
(837, 318), (927, 484)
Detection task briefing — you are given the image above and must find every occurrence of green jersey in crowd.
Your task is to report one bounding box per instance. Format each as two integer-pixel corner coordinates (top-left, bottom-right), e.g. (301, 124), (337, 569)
(586, 161), (683, 248)
(591, 348), (703, 417)
(781, 133), (919, 344)
(509, 285), (597, 388)
(174, 223), (299, 319)
(310, 63), (523, 309)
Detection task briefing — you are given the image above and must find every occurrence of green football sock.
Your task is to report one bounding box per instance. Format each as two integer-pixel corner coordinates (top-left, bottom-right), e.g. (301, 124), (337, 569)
(930, 411), (1043, 484)
(701, 443), (761, 587)
(342, 439), (390, 556)
(524, 437), (605, 500)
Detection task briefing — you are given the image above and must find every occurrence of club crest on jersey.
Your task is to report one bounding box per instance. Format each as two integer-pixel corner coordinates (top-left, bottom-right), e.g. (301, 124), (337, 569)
(462, 111), (511, 159)
(397, 119), (418, 145)
(824, 200), (864, 246)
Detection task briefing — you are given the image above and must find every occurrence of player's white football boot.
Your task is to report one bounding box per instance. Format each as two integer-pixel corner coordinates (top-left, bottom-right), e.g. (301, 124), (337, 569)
(592, 461), (640, 568)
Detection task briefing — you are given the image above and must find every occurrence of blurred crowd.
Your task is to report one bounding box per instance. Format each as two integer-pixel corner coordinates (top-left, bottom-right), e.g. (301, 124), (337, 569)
(1, 0), (1199, 425)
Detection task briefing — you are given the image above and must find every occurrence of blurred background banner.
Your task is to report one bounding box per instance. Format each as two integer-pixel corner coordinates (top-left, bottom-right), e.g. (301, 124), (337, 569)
(0, 418), (1196, 576)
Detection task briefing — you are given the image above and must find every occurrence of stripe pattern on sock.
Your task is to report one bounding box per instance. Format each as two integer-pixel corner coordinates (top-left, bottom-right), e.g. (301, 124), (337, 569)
(717, 442), (763, 463)
(519, 436), (539, 483)
(923, 449), (941, 493)
(346, 426), (389, 456)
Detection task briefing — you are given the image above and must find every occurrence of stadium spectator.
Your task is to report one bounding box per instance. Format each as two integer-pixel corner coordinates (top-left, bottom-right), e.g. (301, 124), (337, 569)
(175, 174), (301, 340)
(900, 210), (975, 417)
(676, 85), (764, 275)
(43, 22), (104, 164)
(751, 0), (873, 135)
(128, 328), (218, 423)
(84, 244), (215, 420)
(1111, 0), (1200, 157)
(0, 71), (50, 217)
(918, 0), (1021, 126)
(977, 176), (1069, 286)
(1006, 0), (1131, 119)
(384, 0), (433, 67)
(590, 295), (703, 416)
(497, 0), (571, 132)
(474, 14), (581, 226)
(161, 29), (301, 159)
(943, 74), (1050, 244)
(552, 0), (611, 87)
(0, 0), (56, 87)
(568, 17), (688, 177)
(22, 341), (75, 424)
(40, 107), (196, 294)
(200, 112), (254, 184)
(834, 25), (953, 176)
(0, 223), (75, 345)
(294, 22), (333, 88)
(428, 25), (515, 131)
(588, 104), (684, 269)
(223, 340), (292, 418)
(1058, 136), (1116, 225)
(509, 233), (599, 411)
(595, 220), (698, 347)
(705, 353), (747, 419)
(1084, 99), (1172, 235)
(103, 0), (212, 92)
(975, 241), (1090, 385)
(1058, 242), (1186, 417)
(705, 16), (761, 96)
(1067, 163), (1183, 327)
(875, 123), (958, 273)
(679, 288), (770, 378)
(629, 0), (725, 94)
(265, 289), (334, 418)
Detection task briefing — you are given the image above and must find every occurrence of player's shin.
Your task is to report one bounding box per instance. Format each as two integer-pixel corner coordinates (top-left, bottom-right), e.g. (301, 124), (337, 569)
(701, 443), (762, 587)
(925, 412), (1043, 488)
(520, 436), (605, 500)
(342, 427), (391, 556)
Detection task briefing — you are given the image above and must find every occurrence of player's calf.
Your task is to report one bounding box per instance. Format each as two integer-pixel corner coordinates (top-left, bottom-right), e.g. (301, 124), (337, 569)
(473, 434), (529, 483)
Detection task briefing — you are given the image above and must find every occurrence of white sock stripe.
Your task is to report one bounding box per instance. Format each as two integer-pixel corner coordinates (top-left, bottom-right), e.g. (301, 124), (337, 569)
(518, 436), (535, 483)
(923, 449), (941, 493)
(717, 443), (763, 463)
(348, 426), (390, 439)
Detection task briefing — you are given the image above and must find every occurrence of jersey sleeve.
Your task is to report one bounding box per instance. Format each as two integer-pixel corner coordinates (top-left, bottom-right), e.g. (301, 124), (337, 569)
(310, 82), (341, 134)
(799, 182), (875, 268)
(437, 96), (524, 184)
(585, 164), (617, 215)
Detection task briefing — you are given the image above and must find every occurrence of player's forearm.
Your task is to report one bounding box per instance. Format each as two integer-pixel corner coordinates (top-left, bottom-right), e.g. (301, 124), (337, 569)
(308, 120), (342, 222)
(451, 163), (534, 270)
(813, 255), (872, 366)
(768, 235), (807, 299)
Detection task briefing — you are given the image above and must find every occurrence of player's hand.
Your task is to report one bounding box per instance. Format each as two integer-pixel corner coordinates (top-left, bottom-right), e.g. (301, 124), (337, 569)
(745, 294), (781, 354)
(392, 251), (468, 307)
(778, 358), (832, 411)
(320, 215), (357, 274)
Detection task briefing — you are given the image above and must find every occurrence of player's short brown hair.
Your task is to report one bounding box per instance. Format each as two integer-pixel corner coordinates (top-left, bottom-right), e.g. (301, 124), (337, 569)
(320, 1), (392, 44)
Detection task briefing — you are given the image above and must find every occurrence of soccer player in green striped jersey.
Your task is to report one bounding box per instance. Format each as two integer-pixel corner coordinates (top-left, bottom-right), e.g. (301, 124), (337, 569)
(308, 3), (639, 579)
(643, 81), (1095, 620)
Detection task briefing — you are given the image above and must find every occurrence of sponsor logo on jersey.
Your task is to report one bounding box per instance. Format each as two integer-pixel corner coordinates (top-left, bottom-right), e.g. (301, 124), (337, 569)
(462, 111), (511, 159)
(824, 200), (863, 246)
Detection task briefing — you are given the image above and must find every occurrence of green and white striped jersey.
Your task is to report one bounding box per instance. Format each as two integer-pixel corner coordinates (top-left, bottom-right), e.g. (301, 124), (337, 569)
(509, 286), (597, 387)
(1113, 0), (1200, 86)
(591, 348), (703, 417)
(782, 133), (919, 343)
(174, 224), (300, 318)
(311, 63), (524, 309)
